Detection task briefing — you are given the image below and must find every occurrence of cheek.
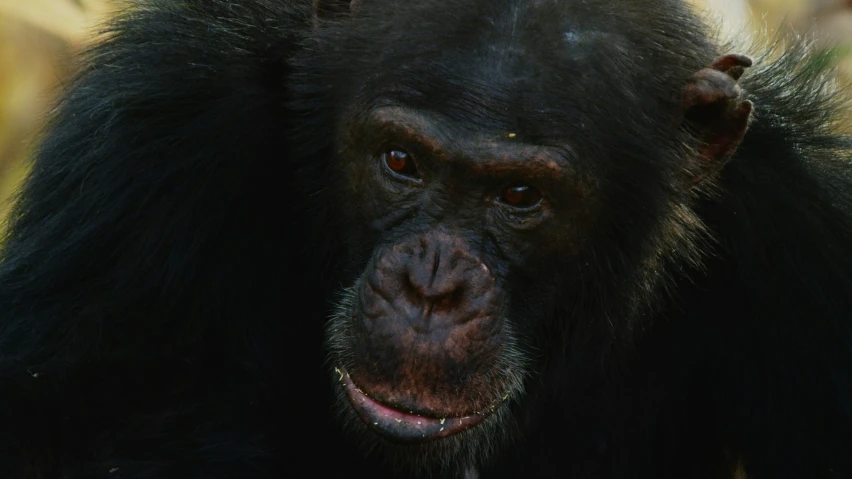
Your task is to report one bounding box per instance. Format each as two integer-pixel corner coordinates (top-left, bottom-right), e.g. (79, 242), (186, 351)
(339, 153), (371, 196)
(337, 156), (383, 219)
(341, 154), (411, 209)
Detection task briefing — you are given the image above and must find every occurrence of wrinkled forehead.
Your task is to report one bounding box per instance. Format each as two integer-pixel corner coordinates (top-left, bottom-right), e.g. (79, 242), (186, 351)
(349, 0), (658, 139)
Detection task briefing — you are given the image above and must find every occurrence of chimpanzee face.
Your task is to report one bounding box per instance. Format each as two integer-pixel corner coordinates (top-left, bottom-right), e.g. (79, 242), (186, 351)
(313, 0), (750, 475)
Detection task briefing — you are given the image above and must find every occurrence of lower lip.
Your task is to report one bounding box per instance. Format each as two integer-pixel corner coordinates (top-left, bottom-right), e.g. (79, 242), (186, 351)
(336, 367), (497, 444)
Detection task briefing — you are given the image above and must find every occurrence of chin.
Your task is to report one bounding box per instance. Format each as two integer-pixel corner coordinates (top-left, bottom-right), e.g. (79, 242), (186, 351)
(325, 285), (528, 477)
(330, 368), (519, 478)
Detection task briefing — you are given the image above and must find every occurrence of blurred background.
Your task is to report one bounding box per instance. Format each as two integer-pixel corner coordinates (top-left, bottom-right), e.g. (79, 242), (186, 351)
(0, 0), (850, 226)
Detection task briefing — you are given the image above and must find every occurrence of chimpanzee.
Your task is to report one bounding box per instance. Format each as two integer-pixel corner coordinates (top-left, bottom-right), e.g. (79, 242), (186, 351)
(0, 0), (850, 478)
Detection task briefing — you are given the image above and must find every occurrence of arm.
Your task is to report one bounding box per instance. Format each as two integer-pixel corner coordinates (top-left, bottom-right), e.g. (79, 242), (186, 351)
(0, 1), (304, 476)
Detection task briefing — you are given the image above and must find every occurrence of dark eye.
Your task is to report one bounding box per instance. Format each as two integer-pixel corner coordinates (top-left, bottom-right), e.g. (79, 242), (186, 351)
(382, 149), (420, 180)
(500, 184), (543, 209)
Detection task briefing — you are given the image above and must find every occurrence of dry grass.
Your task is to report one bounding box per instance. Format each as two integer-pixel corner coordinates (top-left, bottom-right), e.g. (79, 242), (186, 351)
(0, 0), (111, 226)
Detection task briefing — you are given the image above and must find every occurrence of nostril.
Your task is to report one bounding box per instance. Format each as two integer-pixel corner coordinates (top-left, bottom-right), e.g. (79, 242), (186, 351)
(403, 265), (467, 304)
(433, 286), (466, 311)
(401, 270), (422, 303)
(429, 250), (441, 289)
(451, 286), (464, 305)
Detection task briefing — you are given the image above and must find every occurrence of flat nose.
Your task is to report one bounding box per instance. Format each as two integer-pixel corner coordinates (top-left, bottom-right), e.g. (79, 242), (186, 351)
(404, 239), (467, 304)
(362, 230), (498, 328)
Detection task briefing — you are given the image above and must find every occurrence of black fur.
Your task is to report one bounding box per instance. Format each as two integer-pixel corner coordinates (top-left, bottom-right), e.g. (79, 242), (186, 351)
(0, 0), (850, 478)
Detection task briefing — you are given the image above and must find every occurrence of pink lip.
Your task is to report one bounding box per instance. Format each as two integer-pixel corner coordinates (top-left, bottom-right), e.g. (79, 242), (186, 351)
(336, 367), (504, 444)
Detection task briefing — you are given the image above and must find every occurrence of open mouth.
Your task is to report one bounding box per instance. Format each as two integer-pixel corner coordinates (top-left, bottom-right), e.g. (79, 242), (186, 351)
(336, 367), (508, 444)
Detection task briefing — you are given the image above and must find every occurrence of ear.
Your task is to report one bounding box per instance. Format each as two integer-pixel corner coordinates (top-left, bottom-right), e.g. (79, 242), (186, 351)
(313, 0), (360, 26)
(680, 54), (754, 186)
